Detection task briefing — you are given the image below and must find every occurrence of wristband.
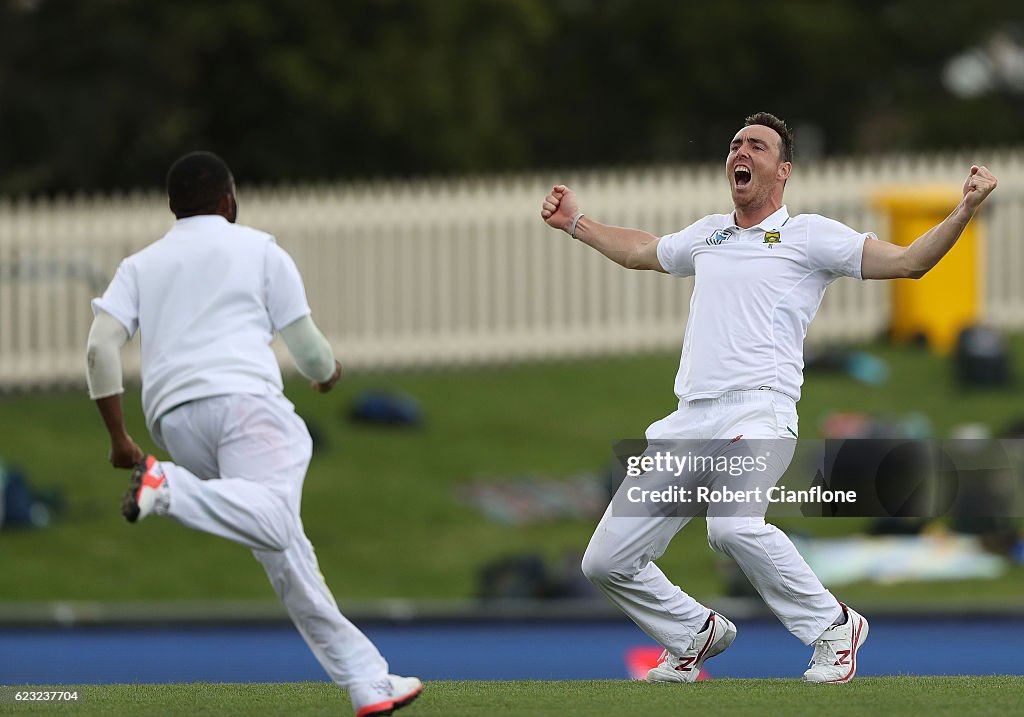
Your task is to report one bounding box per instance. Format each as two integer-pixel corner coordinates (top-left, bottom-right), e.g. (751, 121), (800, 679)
(570, 212), (585, 240)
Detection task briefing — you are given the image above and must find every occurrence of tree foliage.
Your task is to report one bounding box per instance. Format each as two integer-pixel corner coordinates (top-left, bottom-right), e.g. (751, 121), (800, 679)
(1, 0), (1022, 194)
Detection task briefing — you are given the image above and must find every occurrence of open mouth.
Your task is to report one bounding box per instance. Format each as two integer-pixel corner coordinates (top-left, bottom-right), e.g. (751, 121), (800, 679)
(734, 166), (752, 187)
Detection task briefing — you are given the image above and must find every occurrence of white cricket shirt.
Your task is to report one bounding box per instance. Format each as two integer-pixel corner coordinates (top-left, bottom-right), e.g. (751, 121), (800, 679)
(656, 205), (869, 403)
(92, 215), (312, 433)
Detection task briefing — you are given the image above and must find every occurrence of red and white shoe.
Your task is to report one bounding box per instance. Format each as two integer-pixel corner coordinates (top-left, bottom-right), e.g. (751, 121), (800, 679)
(803, 603), (869, 683)
(350, 675), (422, 717)
(122, 455), (168, 523)
(647, 611), (737, 683)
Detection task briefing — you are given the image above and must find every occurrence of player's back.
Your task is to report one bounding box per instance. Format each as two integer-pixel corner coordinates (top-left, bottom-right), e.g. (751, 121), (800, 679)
(117, 215), (289, 431)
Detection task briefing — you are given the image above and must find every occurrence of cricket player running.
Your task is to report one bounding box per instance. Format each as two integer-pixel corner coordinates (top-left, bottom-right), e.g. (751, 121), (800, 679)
(86, 151), (422, 716)
(541, 113), (997, 683)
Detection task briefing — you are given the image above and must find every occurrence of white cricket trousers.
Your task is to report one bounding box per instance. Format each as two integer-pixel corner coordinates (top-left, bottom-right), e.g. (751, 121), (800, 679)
(582, 390), (842, 654)
(152, 392), (388, 688)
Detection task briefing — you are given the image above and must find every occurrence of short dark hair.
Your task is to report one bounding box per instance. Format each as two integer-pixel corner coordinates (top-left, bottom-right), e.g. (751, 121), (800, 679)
(166, 151), (233, 218)
(744, 112), (793, 163)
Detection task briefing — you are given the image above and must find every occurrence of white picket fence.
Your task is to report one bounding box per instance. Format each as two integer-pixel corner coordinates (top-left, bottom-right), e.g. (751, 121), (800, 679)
(2, 149), (1024, 390)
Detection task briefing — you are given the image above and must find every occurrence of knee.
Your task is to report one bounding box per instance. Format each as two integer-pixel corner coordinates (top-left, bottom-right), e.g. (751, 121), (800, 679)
(254, 527), (291, 553)
(264, 529), (292, 552)
(706, 517), (763, 555)
(254, 523), (296, 555)
(581, 545), (622, 586)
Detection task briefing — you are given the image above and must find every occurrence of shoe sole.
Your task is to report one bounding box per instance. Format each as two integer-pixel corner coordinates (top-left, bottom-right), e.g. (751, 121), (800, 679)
(121, 464), (144, 523)
(357, 685), (422, 717)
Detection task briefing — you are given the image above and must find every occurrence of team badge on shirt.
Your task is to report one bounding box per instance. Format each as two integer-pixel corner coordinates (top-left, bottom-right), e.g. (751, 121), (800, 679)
(763, 230), (782, 247)
(706, 229), (733, 246)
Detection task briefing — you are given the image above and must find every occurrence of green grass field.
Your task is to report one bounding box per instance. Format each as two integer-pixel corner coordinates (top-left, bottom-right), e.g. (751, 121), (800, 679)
(1, 338), (1023, 605)
(5, 678), (1022, 716)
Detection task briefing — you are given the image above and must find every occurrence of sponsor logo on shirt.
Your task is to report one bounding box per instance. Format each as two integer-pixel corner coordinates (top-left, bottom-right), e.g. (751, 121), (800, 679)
(706, 229), (733, 246)
(763, 230), (782, 247)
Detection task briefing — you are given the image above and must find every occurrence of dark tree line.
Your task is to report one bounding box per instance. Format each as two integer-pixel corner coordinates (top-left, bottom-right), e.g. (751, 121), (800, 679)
(1, 0), (1023, 194)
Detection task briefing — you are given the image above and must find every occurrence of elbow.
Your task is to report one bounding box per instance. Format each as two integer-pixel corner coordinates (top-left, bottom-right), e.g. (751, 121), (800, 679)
(85, 342), (104, 368)
(624, 248), (652, 271)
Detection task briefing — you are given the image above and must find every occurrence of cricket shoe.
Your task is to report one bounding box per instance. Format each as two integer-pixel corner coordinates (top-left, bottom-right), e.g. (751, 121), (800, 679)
(647, 611), (737, 683)
(803, 603), (869, 684)
(350, 675), (423, 717)
(122, 455), (168, 523)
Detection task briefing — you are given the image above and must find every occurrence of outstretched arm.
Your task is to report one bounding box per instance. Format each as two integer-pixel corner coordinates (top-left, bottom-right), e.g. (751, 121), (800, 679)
(862, 165), (998, 280)
(540, 185), (666, 272)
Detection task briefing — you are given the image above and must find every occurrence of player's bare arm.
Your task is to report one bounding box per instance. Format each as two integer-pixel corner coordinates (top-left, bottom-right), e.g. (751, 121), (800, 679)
(861, 165), (998, 280)
(541, 184), (666, 272)
(95, 395), (144, 468)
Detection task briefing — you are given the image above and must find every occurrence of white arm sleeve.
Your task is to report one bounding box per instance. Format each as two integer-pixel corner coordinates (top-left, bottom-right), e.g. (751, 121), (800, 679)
(86, 311), (130, 399)
(279, 315), (337, 383)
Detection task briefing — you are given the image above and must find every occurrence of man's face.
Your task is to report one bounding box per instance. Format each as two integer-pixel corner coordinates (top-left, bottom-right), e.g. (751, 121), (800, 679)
(726, 125), (788, 210)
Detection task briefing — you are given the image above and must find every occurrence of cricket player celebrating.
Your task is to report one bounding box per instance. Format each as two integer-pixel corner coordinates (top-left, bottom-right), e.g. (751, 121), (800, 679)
(540, 112), (997, 683)
(86, 152), (422, 716)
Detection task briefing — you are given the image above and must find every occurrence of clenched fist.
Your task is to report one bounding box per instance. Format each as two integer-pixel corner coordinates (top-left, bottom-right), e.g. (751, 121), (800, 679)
(962, 165), (998, 212)
(541, 185), (581, 234)
(109, 435), (144, 469)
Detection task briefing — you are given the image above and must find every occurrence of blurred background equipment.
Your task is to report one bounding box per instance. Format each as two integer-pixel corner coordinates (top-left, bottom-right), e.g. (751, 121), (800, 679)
(954, 325), (1012, 386)
(476, 552), (598, 601)
(804, 347), (890, 386)
(0, 462), (62, 530)
(348, 390), (423, 428)
(456, 472), (608, 526)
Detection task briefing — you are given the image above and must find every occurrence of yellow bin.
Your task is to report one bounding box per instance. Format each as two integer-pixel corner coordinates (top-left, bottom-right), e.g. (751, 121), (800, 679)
(873, 186), (981, 354)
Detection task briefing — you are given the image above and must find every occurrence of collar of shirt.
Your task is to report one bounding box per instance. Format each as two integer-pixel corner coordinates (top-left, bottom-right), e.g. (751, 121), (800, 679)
(725, 205), (790, 232)
(175, 214), (230, 229)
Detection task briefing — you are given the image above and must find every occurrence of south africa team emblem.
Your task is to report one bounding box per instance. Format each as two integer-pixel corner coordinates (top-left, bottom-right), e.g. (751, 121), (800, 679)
(763, 230), (781, 247)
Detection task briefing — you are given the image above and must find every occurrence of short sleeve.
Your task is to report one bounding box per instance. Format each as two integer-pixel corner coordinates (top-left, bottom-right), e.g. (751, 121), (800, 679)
(656, 219), (703, 277)
(806, 215), (870, 280)
(264, 241), (312, 331)
(91, 259), (139, 336)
